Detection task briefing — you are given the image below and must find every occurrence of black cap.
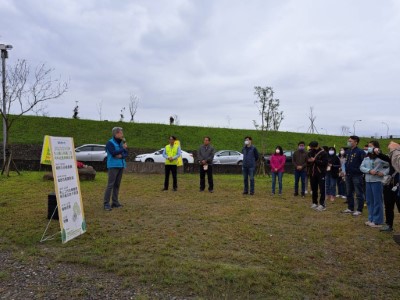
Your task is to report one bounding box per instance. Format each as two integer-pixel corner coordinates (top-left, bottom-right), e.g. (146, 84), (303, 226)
(309, 141), (318, 148)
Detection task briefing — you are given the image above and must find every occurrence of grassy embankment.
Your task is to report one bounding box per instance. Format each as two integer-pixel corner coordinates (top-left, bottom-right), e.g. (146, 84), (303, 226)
(1, 172), (400, 298)
(2, 115), (392, 153)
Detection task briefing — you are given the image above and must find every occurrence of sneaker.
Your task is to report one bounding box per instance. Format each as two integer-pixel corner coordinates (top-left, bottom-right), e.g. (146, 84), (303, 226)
(380, 225), (393, 232)
(250, 192), (254, 195)
(301, 193), (305, 197)
(365, 220), (373, 226)
(352, 211), (362, 216)
(294, 192), (299, 196)
(316, 205), (326, 211)
(369, 222), (382, 228)
(209, 190), (214, 193)
(243, 191), (248, 195)
(336, 194), (340, 197)
(199, 189), (204, 192)
(342, 208), (353, 214)
(341, 196), (347, 199)
(104, 206), (112, 211)
(111, 203), (123, 208)
(305, 191), (308, 194)
(310, 203), (318, 209)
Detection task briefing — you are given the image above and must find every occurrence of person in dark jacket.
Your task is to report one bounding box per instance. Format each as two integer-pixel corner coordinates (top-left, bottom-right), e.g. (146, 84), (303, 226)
(307, 141), (328, 211)
(373, 146), (400, 232)
(242, 136), (259, 195)
(293, 141), (308, 197)
(198, 136), (215, 193)
(326, 147), (341, 202)
(342, 136), (366, 216)
(103, 127), (128, 211)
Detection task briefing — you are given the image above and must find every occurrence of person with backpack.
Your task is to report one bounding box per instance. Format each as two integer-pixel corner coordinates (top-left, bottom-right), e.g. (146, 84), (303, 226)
(307, 141), (328, 211)
(326, 147), (341, 202)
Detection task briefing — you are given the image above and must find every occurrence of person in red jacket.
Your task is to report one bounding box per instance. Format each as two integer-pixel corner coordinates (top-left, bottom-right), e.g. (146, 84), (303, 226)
(270, 146), (286, 195)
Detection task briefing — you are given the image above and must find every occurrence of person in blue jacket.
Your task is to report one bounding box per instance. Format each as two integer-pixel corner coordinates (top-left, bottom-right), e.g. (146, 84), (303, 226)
(342, 136), (366, 216)
(103, 127), (128, 211)
(242, 136), (259, 195)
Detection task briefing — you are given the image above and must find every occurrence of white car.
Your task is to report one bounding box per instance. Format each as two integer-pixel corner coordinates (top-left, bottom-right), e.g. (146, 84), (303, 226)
(213, 150), (243, 165)
(134, 149), (194, 164)
(75, 144), (107, 162)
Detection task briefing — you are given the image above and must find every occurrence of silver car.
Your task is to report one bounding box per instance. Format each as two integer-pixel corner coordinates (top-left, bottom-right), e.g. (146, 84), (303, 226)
(213, 150), (243, 165)
(75, 144), (107, 162)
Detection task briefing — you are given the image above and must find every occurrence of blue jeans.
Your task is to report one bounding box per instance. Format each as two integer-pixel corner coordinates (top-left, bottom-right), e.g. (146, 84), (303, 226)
(294, 169), (306, 194)
(325, 173), (337, 197)
(337, 177), (346, 196)
(346, 174), (365, 212)
(366, 182), (384, 224)
(272, 172), (283, 194)
(243, 167), (255, 194)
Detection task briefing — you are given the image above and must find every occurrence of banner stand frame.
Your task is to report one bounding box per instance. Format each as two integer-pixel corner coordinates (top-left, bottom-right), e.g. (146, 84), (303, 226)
(40, 205), (61, 243)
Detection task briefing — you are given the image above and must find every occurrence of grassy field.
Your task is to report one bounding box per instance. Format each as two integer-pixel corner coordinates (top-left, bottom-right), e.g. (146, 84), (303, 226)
(2, 115), (391, 153)
(1, 172), (400, 299)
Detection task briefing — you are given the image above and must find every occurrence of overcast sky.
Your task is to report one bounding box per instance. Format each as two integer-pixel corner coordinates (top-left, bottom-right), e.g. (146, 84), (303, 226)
(1, 0), (399, 137)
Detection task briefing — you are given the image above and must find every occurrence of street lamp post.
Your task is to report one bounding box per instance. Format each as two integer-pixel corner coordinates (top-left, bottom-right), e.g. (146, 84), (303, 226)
(353, 119), (362, 135)
(1, 43), (13, 166)
(381, 122), (389, 138)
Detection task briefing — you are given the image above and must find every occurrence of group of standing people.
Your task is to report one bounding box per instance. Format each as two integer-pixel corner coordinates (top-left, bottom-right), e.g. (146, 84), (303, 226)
(102, 127), (400, 233)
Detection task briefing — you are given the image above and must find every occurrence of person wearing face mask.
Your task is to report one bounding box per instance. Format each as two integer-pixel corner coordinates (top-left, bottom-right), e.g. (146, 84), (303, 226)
(342, 136), (366, 216)
(326, 147), (341, 202)
(292, 141), (308, 197)
(270, 145), (286, 195)
(360, 141), (389, 228)
(307, 141), (328, 211)
(337, 147), (347, 200)
(242, 136), (259, 195)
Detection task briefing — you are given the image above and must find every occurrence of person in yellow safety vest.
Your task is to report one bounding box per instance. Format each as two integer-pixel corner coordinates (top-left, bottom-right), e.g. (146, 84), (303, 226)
(162, 136), (182, 191)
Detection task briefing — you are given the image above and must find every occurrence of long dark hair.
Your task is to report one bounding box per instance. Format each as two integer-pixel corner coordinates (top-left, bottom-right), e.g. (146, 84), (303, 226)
(275, 145), (283, 155)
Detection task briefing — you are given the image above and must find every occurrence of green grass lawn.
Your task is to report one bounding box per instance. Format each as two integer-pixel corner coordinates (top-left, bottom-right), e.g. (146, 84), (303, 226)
(1, 172), (400, 299)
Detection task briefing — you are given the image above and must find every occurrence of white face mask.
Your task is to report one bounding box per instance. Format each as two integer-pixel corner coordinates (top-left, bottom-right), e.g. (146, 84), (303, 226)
(275, 149), (280, 154)
(329, 150), (334, 155)
(244, 140), (250, 145)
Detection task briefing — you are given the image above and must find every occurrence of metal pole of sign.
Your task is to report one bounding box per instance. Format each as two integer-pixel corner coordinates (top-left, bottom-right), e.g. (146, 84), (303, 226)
(1, 44), (12, 167)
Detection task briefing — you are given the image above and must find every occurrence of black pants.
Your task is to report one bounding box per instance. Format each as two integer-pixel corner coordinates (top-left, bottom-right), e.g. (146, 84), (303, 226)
(164, 165), (178, 189)
(383, 185), (399, 227)
(200, 165), (214, 191)
(310, 174), (325, 206)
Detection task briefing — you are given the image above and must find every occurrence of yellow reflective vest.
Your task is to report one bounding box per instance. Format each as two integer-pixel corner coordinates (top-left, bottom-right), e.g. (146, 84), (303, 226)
(164, 144), (179, 165)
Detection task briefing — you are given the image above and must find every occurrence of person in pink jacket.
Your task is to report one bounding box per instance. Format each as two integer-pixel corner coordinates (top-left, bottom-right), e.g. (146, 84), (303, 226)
(270, 146), (286, 195)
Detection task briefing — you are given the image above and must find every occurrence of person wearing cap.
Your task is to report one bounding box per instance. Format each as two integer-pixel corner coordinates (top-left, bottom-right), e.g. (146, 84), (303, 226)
(103, 127), (128, 211)
(307, 141), (328, 211)
(342, 136), (366, 216)
(198, 136), (215, 192)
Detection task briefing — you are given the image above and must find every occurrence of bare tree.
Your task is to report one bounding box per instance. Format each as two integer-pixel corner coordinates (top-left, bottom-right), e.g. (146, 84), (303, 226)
(97, 100), (103, 121)
(32, 102), (49, 117)
(340, 125), (350, 136)
(307, 107), (318, 134)
(1, 59), (68, 174)
(128, 93), (139, 122)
